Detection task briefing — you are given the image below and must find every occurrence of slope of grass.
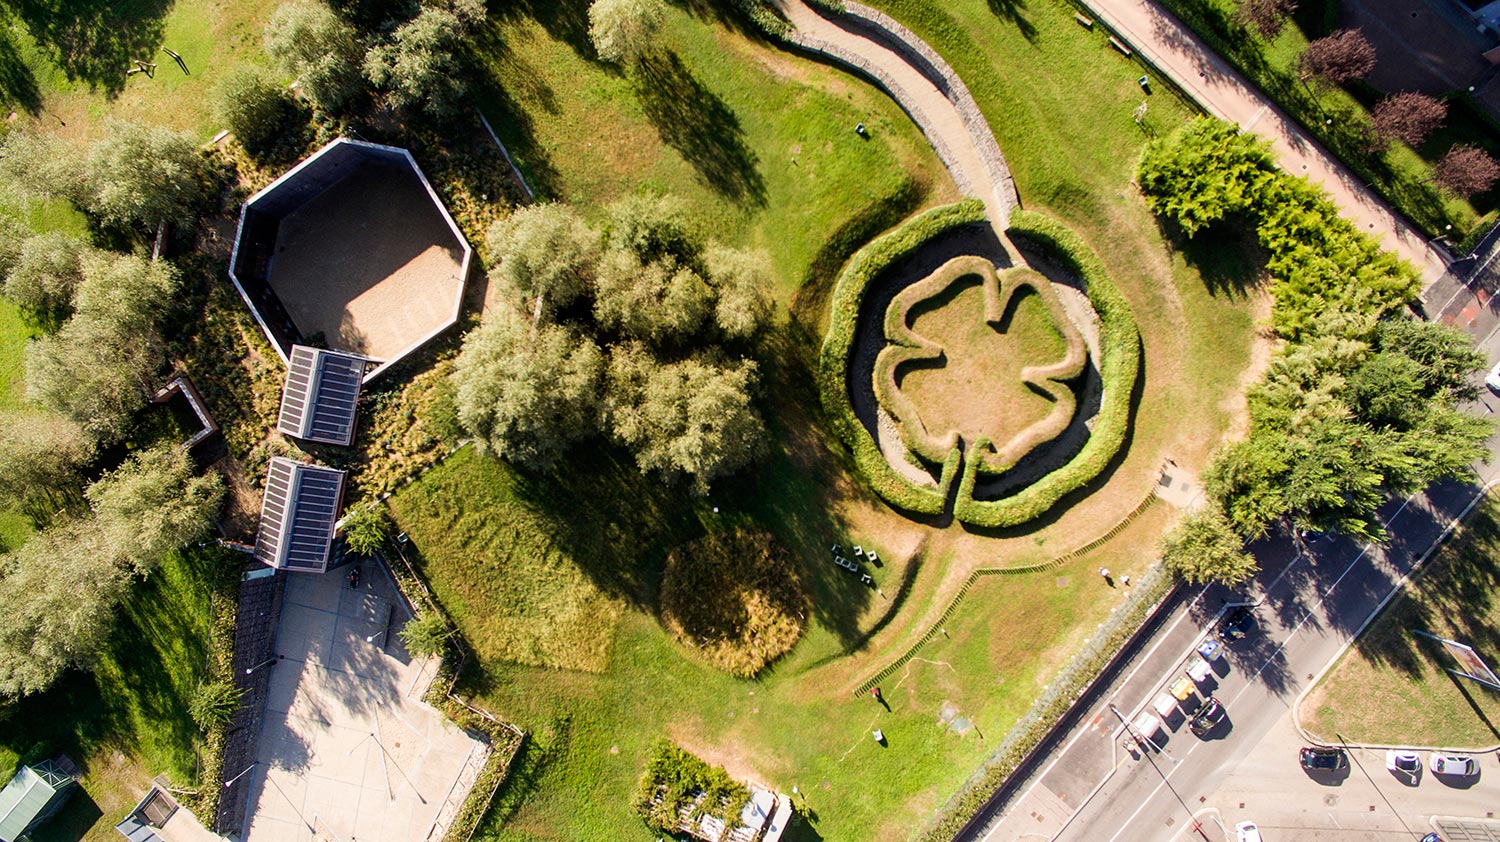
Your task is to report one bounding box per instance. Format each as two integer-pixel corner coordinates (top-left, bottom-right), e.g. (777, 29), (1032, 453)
(1303, 494), (1500, 748)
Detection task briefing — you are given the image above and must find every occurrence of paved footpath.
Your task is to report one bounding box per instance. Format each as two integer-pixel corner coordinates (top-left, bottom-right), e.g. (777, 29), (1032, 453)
(1067, 0), (1450, 283)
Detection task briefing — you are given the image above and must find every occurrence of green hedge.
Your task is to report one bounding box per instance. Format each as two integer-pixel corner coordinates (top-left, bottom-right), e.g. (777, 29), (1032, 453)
(818, 199), (988, 515)
(951, 210), (1141, 528)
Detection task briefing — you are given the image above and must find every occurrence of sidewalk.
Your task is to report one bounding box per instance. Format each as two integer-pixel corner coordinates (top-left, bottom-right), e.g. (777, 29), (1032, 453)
(1079, 0), (1450, 285)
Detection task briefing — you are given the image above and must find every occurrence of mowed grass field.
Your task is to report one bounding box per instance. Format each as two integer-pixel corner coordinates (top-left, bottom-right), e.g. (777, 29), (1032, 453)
(1302, 495), (1500, 748)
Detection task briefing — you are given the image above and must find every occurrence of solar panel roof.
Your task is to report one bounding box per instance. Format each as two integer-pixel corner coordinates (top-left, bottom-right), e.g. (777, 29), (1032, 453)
(276, 345), (365, 446)
(254, 457), (347, 572)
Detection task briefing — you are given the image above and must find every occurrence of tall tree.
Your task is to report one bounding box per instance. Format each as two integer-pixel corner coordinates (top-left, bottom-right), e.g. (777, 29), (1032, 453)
(589, 0), (665, 64)
(608, 194), (698, 264)
(606, 347), (766, 493)
(704, 246), (772, 340)
(1160, 505), (1258, 585)
(4, 232), (90, 319)
(1370, 92), (1446, 149)
(0, 130), (85, 205)
(1298, 29), (1377, 86)
(453, 306), (605, 469)
(1235, 0), (1297, 39)
(264, 0), (365, 113)
(339, 504), (390, 556)
(216, 66), (303, 158)
(364, 7), (469, 120)
(84, 120), (220, 231)
(0, 216), (24, 282)
(593, 250), (714, 345)
(87, 444), (225, 575)
(0, 411), (92, 519)
(485, 203), (602, 321)
(1433, 144), (1500, 199)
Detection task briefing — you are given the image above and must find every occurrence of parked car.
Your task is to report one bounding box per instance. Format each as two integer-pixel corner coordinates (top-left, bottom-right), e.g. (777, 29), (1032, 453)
(1486, 359), (1500, 394)
(1300, 746), (1348, 771)
(1430, 753), (1477, 776)
(1189, 697), (1227, 737)
(1219, 607), (1254, 641)
(1421, 832), (1445, 842)
(1236, 821), (1263, 842)
(1386, 750), (1421, 782)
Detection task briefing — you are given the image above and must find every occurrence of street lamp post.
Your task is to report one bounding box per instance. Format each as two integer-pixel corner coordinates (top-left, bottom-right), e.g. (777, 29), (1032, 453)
(223, 762), (258, 789)
(1108, 704), (1210, 842)
(245, 654), (281, 676)
(366, 627), (389, 647)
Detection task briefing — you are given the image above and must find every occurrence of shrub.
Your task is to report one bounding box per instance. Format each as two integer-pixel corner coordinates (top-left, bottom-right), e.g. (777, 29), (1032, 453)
(1434, 144), (1500, 199)
(340, 504), (390, 556)
(1298, 28), (1376, 86)
(1370, 92), (1446, 150)
(215, 67), (302, 158)
(189, 680), (243, 730)
(398, 609), (452, 658)
(588, 0), (665, 64)
(634, 741), (749, 836)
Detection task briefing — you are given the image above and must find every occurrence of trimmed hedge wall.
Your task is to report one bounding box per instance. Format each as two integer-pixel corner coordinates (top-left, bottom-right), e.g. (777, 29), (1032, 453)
(951, 210), (1141, 527)
(818, 199), (988, 515)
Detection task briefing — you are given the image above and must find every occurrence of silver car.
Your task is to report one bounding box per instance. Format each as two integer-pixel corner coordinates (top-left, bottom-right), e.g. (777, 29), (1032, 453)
(1430, 753), (1477, 776)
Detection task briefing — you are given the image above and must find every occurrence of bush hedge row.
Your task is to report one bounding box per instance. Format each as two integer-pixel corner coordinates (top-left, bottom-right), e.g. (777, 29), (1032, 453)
(818, 199), (988, 515)
(950, 210), (1141, 528)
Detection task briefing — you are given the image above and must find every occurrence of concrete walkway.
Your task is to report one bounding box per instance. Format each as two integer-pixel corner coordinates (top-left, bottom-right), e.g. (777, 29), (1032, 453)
(1078, 0), (1450, 283)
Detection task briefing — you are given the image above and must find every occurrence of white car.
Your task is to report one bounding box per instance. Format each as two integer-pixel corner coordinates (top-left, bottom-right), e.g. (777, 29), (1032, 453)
(1430, 753), (1477, 776)
(1386, 750), (1421, 781)
(1487, 359), (1500, 394)
(1236, 820), (1263, 842)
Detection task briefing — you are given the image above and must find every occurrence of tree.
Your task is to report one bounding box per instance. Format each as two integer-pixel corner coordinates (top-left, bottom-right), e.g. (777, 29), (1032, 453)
(0, 411), (92, 519)
(453, 306), (605, 469)
(264, 0), (365, 113)
(704, 246), (772, 340)
(0, 130), (85, 205)
(340, 504), (390, 556)
(1137, 118), (1279, 236)
(189, 680), (243, 730)
(0, 216), (24, 282)
(4, 232), (90, 319)
(364, 7), (469, 121)
(1374, 318), (1483, 401)
(485, 204), (602, 321)
(216, 66), (302, 157)
(1160, 505), (1258, 585)
(1235, 0), (1297, 39)
(87, 444), (225, 575)
(1433, 144), (1500, 199)
(1298, 29), (1377, 86)
(607, 194), (697, 264)
(1370, 92), (1446, 149)
(606, 347), (766, 493)
(84, 120), (220, 230)
(26, 254), (179, 441)
(594, 250), (714, 344)
(589, 0), (665, 64)
(398, 609), (451, 657)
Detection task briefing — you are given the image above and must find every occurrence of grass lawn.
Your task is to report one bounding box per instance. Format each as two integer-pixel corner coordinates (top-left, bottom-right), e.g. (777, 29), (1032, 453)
(1301, 494), (1500, 748)
(0, 547), (221, 842)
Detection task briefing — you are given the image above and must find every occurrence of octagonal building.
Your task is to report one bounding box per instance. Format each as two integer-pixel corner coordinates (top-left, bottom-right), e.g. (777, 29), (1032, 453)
(229, 138), (472, 381)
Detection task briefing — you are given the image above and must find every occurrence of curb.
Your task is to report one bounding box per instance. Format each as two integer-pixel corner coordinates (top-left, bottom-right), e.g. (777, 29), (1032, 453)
(1291, 480), (1500, 753)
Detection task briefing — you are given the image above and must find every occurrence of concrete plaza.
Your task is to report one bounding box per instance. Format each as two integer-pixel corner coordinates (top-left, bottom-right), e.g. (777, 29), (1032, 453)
(239, 565), (488, 842)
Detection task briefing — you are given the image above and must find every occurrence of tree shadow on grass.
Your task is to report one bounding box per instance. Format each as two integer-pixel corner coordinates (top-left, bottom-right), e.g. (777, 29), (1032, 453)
(987, 0), (1037, 42)
(496, 0), (593, 59)
(1166, 217), (1269, 300)
(670, 0), (786, 40)
(466, 22), (564, 200)
(0, 25), (41, 114)
(633, 50), (767, 207)
(9, 0), (170, 95)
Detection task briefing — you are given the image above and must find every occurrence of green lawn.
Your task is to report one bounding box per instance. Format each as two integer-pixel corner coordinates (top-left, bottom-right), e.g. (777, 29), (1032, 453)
(0, 547), (222, 842)
(1303, 494), (1500, 748)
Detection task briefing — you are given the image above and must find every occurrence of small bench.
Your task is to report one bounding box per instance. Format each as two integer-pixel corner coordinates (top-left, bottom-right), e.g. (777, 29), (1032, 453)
(1109, 35), (1132, 57)
(1074, 11), (1094, 27)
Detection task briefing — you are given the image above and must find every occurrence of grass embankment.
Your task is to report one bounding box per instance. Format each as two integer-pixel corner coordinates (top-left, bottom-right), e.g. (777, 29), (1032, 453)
(1303, 494), (1500, 748)
(0, 547), (223, 842)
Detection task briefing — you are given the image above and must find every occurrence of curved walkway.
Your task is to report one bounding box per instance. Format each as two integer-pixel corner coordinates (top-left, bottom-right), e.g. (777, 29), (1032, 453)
(770, 0), (1019, 233)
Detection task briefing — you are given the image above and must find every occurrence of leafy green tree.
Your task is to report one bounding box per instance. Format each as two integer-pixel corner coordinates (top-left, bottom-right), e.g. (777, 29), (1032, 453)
(87, 444), (225, 575)
(398, 609), (451, 658)
(607, 194), (697, 264)
(485, 204), (602, 321)
(589, 0), (665, 64)
(1373, 319), (1484, 401)
(84, 120), (220, 230)
(340, 504), (390, 555)
(453, 306), (605, 469)
(0, 411), (92, 519)
(4, 232), (90, 319)
(704, 246), (772, 340)
(594, 250), (713, 345)
(606, 346), (766, 493)
(264, 0), (365, 113)
(0, 216), (25, 281)
(1137, 119), (1278, 236)
(1160, 505), (1258, 585)
(364, 7), (468, 120)
(216, 66), (302, 157)
(189, 680), (243, 730)
(0, 130), (86, 205)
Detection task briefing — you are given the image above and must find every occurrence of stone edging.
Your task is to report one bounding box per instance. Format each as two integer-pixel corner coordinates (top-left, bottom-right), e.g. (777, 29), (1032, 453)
(842, 2), (1019, 216)
(777, 26), (975, 196)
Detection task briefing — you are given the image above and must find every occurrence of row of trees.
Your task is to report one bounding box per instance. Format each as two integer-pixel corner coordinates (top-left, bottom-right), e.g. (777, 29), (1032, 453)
(1141, 120), (1493, 583)
(454, 197), (773, 493)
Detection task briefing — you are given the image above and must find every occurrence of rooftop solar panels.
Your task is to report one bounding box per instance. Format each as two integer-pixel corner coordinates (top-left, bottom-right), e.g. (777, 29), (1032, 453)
(255, 457), (347, 573)
(277, 345), (365, 446)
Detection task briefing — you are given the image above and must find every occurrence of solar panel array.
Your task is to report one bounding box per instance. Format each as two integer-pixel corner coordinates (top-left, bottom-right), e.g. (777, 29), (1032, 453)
(254, 457), (346, 572)
(276, 345), (364, 446)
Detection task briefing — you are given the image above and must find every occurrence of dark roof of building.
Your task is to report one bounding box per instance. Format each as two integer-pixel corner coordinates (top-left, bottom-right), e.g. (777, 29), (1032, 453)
(255, 457), (347, 572)
(113, 787), (176, 842)
(276, 345), (365, 446)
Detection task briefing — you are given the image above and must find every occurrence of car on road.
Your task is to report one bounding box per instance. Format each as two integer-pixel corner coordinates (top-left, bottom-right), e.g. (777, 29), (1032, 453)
(1235, 821), (1263, 842)
(1300, 746), (1348, 771)
(1218, 607), (1254, 641)
(1386, 750), (1421, 782)
(1189, 697), (1227, 737)
(1487, 359), (1500, 394)
(1430, 753), (1477, 776)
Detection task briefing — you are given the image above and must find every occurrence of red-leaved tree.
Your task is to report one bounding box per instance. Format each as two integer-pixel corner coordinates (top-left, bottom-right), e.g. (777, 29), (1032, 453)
(1433, 145), (1500, 199)
(1236, 0), (1298, 40)
(1299, 29), (1377, 85)
(1371, 92), (1447, 148)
